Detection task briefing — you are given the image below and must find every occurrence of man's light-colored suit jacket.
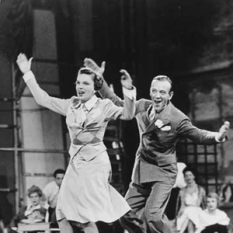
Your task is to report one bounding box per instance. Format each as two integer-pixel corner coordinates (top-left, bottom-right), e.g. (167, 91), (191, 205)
(99, 81), (219, 185)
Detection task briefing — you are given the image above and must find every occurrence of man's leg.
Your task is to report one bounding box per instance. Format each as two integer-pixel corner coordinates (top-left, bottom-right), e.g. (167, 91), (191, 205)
(120, 182), (150, 233)
(144, 180), (174, 233)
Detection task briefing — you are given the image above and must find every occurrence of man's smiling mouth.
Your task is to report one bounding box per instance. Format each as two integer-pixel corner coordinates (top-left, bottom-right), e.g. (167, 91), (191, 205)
(78, 90), (85, 96)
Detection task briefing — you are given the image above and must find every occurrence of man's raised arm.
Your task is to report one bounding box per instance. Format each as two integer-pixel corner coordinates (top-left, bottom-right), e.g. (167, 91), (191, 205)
(84, 58), (134, 107)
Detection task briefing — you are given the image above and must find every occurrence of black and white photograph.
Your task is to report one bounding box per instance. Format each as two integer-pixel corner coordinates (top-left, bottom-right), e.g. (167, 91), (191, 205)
(0, 0), (233, 233)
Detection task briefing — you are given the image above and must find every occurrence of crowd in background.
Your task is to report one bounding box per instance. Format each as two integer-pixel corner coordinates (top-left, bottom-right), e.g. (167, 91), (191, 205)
(166, 163), (231, 233)
(0, 169), (65, 233)
(0, 164), (230, 233)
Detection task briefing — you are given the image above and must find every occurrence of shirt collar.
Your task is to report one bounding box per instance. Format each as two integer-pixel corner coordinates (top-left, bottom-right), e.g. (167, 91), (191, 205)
(71, 95), (98, 110)
(82, 95), (98, 111)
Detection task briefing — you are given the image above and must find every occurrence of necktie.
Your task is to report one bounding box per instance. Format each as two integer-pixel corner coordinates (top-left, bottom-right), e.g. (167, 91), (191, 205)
(149, 107), (156, 121)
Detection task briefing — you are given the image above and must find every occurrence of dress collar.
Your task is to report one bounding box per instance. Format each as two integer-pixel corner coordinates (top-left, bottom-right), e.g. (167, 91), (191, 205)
(82, 95), (98, 111)
(71, 95), (98, 111)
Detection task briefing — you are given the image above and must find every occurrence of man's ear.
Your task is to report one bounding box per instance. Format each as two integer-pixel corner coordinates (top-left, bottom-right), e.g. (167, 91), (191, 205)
(169, 91), (174, 100)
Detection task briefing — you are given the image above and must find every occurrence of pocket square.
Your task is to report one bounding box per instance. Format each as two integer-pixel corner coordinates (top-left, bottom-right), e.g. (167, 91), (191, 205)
(161, 125), (171, 131)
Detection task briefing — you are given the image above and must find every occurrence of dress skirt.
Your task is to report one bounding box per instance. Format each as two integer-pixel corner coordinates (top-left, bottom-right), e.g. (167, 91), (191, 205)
(176, 206), (202, 230)
(56, 151), (130, 223)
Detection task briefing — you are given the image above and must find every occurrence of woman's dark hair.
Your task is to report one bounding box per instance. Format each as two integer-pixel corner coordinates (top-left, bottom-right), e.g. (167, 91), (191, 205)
(27, 185), (43, 197)
(78, 68), (103, 91)
(182, 166), (197, 178)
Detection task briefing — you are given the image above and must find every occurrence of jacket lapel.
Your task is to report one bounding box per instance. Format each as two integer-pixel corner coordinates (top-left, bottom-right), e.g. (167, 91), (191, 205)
(145, 102), (172, 133)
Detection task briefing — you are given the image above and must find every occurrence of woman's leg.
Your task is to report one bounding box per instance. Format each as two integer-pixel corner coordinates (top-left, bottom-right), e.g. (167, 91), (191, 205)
(179, 218), (189, 233)
(58, 218), (73, 233)
(80, 222), (99, 233)
(187, 220), (195, 233)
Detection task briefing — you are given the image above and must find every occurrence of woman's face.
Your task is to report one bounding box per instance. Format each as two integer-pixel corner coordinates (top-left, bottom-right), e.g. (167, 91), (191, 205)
(206, 197), (218, 211)
(76, 73), (95, 103)
(184, 171), (195, 185)
(29, 192), (40, 206)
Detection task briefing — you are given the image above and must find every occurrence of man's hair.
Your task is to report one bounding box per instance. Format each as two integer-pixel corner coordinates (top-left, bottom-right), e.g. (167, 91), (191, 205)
(78, 68), (103, 91)
(53, 168), (65, 178)
(151, 75), (173, 92)
(27, 185), (43, 197)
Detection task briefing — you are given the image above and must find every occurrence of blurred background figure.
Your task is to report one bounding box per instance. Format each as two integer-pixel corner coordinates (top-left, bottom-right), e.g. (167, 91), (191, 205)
(11, 185), (47, 226)
(0, 208), (5, 233)
(195, 192), (230, 233)
(219, 181), (233, 204)
(176, 166), (206, 233)
(43, 169), (65, 227)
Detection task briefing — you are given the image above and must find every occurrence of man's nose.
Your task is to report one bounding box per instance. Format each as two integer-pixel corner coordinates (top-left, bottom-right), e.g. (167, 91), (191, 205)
(154, 92), (161, 98)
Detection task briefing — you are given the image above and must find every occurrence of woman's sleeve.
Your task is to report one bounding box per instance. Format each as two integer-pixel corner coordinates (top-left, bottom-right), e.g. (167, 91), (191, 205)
(23, 71), (70, 116)
(103, 87), (136, 120)
(118, 87), (136, 120)
(218, 210), (230, 225)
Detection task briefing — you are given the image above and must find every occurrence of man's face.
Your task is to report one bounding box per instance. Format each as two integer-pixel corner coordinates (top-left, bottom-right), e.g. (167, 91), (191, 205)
(206, 197), (218, 211)
(55, 173), (64, 187)
(150, 80), (173, 112)
(76, 74), (95, 103)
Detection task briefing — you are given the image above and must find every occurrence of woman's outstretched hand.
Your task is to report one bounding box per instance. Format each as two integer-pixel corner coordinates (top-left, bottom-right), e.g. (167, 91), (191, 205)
(17, 53), (33, 74)
(120, 69), (133, 90)
(84, 58), (105, 77)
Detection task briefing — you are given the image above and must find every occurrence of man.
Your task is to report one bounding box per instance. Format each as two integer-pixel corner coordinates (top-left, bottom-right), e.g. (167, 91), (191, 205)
(43, 169), (65, 225)
(84, 58), (230, 233)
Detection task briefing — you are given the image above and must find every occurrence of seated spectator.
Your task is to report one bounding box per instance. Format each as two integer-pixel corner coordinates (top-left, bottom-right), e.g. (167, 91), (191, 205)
(176, 166), (206, 233)
(195, 192), (230, 233)
(43, 168), (65, 226)
(0, 208), (4, 233)
(11, 185), (47, 226)
(219, 181), (233, 203)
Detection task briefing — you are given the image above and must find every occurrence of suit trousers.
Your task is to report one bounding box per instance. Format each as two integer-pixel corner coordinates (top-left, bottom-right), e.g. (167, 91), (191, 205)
(120, 180), (174, 233)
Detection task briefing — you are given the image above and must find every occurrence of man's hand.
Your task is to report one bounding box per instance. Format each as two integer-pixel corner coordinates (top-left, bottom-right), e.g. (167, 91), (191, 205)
(217, 121), (230, 141)
(120, 69), (133, 90)
(16, 53), (33, 74)
(83, 58), (105, 77)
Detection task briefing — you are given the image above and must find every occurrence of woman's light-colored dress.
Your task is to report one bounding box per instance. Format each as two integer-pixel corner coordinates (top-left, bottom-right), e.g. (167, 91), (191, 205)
(195, 209), (230, 233)
(176, 185), (206, 231)
(24, 72), (134, 223)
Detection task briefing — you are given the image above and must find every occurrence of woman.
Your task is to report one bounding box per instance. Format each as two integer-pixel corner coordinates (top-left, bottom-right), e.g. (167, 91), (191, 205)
(176, 166), (206, 233)
(12, 185), (47, 225)
(195, 193), (230, 233)
(16, 53), (135, 233)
